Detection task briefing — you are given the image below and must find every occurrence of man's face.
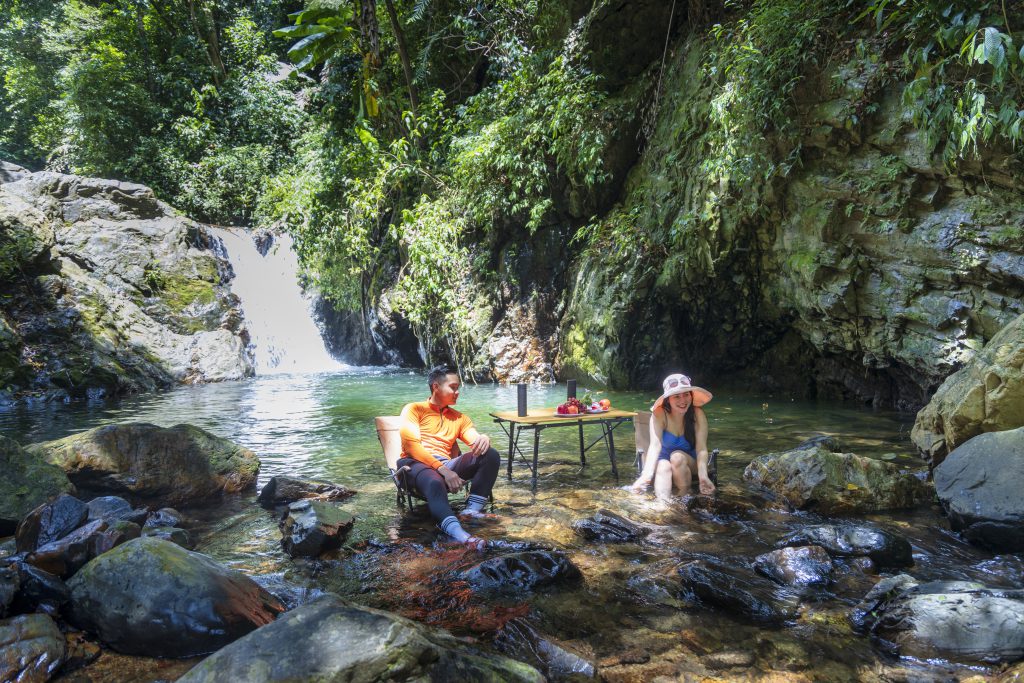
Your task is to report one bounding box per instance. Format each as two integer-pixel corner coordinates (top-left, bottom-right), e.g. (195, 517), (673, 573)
(431, 373), (461, 407)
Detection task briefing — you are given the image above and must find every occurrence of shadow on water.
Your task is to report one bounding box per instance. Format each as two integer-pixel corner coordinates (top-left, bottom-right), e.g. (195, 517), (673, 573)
(2, 371), (1016, 680)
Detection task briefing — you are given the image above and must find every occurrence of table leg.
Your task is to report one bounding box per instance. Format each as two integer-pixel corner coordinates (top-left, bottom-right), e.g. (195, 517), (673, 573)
(506, 423), (515, 479)
(606, 420), (619, 479)
(533, 426), (541, 490)
(578, 421), (586, 466)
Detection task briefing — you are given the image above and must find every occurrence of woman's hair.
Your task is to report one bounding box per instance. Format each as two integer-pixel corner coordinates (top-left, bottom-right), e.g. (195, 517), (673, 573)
(664, 395), (697, 446)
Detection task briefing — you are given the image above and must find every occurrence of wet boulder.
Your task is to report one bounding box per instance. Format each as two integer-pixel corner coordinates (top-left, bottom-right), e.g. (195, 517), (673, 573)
(90, 520), (141, 556)
(25, 519), (108, 578)
(0, 568), (17, 617)
(460, 551), (582, 594)
(16, 494), (88, 553)
(677, 558), (801, 622)
(777, 523), (913, 569)
(912, 313), (1024, 466)
(496, 618), (596, 679)
(28, 423), (260, 505)
(278, 500), (355, 558)
(9, 562), (70, 616)
(0, 435), (75, 535)
(177, 594), (543, 683)
(853, 575), (1024, 663)
(141, 526), (193, 549)
(143, 507), (185, 529)
(85, 496), (148, 526)
(572, 510), (648, 543)
(257, 476), (356, 509)
(743, 436), (931, 514)
(934, 427), (1024, 553)
(0, 614), (65, 683)
(67, 537), (284, 657)
(754, 546), (834, 587)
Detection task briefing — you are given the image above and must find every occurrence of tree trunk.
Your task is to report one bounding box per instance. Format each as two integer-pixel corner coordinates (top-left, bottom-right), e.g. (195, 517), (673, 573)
(186, 0), (226, 87)
(383, 0), (418, 118)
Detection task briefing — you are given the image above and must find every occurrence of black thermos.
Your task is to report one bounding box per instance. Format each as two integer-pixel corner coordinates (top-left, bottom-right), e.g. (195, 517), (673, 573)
(567, 379), (576, 399)
(517, 383), (528, 417)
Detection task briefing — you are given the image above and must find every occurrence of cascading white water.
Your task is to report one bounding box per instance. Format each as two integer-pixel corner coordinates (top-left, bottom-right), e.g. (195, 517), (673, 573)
(212, 228), (347, 375)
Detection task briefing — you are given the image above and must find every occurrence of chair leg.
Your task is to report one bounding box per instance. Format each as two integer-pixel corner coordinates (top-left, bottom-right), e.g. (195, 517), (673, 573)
(635, 450), (644, 474)
(709, 448), (719, 486)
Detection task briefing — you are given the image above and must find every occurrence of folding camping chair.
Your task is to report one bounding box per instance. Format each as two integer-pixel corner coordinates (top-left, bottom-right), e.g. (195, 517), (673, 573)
(633, 410), (718, 485)
(375, 415), (474, 511)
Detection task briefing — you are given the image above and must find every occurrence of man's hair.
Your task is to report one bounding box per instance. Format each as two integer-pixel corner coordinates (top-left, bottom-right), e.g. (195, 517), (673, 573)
(427, 365), (458, 392)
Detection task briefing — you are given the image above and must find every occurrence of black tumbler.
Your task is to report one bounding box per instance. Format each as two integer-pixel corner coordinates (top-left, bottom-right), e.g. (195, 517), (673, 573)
(567, 379), (576, 399)
(517, 383), (527, 417)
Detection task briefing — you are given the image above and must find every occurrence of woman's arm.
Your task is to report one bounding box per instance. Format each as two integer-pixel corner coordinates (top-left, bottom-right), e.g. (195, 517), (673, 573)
(631, 411), (663, 490)
(693, 407), (715, 493)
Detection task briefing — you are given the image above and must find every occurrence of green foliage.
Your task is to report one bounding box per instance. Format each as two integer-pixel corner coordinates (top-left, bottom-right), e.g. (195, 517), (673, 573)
(858, 0), (1024, 162)
(273, 5), (357, 71)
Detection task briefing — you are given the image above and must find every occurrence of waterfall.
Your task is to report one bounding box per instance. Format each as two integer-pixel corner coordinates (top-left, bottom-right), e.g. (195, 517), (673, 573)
(212, 228), (347, 375)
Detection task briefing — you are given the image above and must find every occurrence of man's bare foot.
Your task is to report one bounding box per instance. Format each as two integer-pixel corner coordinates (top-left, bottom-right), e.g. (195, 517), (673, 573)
(698, 476), (716, 495)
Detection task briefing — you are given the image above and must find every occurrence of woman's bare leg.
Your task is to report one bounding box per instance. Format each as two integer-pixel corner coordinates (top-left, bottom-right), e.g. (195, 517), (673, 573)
(669, 451), (692, 492)
(654, 460), (673, 500)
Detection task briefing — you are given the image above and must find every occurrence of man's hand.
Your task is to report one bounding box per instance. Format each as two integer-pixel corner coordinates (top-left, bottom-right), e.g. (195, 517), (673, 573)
(438, 466), (465, 493)
(469, 433), (491, 457)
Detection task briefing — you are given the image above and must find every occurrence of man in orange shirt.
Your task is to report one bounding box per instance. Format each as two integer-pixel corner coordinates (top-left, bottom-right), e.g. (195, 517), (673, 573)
(398, 365), (500, 548)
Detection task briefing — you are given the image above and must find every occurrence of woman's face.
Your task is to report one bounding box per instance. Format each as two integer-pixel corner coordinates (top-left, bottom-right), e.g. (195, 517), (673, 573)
(668, 391), (692, 412)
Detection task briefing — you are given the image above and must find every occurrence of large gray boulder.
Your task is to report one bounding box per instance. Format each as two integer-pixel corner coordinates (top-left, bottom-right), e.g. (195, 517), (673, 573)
(30, 422), (259, 504)
(0, 613), (65, 683)
(934, 427), (1024, 552)
(853, 575), (1024, 664)
(912, 313), (1024, 466)
(177, 594), (544, 683)
(743, 436), (931, 514)
(0, 168), (252, 403)
(68, 537), (284, 657)
(0, 436), (75, 535)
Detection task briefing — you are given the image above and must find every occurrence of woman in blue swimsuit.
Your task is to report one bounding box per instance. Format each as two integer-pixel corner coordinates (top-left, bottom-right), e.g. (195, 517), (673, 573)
(630, 373), (715, 498)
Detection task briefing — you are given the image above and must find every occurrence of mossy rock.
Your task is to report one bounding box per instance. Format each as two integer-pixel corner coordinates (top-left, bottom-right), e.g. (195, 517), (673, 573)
(0, 435), (75, 535)
(29, 423), (259, 505)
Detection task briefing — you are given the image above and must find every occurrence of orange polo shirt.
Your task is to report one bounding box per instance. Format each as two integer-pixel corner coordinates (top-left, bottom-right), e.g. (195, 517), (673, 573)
(400, 400), (481, 469)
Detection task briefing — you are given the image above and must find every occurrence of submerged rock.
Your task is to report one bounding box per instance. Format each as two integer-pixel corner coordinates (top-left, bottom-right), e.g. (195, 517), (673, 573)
(279, 500), (355, 558)
(143, 507), (185, 529)
(257, 476), (356, 508)
(176, 594), (544, 683)
(572, 509), (648, 543)
(67, 537), (284, 657)
(934, 427), (1024, 553)
(912, 313), (1024, 465)
(15, 493), (88, 553)
(677, 558), (801, 622)
(0, 613), (65, 683)
(496, 618), (596, 679)
(743, 436), (931, 514)
(853, 575), (1024, 663)
(0, 568), (17, 618)
(460, 551), (582, 594)
(0, 436), (75, 535)
(141, 526), (193, 549)
(777, 523), (914, 569)
(754, 545), (834, 588)
(30, 423), (260, 505)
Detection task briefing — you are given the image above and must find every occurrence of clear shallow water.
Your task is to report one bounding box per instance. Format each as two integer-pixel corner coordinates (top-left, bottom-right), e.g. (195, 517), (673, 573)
(3, 370), (1019, 680)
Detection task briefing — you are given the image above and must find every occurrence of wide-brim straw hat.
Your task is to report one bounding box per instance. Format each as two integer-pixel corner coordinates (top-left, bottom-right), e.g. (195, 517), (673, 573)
(651, 373), (712, 412)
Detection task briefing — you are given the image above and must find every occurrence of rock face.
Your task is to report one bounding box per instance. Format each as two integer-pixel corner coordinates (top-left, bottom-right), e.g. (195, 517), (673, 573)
(912, 314), (1024, 465)
(0, 436), (75, 535)
(933, 427), (1024, 553)
(853, 575), (1024, 664)
(257, 476), (356, 509)
(278, 500), (355, 558)
(0, 168), (252, 404)
(67, 537), (284, 657)
(743, 436), (931, 514)
(0, 613), (66, 683)
(777, 524), (913, 569)
(177, 594), (543, 683)
(30, 422), (259, 504)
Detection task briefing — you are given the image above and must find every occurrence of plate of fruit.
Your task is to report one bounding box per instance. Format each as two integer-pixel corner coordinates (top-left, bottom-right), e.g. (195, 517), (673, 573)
(586, 398), (612, 414)
(554, 397), (585, 416)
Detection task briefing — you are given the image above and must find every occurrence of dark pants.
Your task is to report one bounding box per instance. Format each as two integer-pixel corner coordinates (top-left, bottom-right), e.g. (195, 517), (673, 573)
(397, 447), (500, 523)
